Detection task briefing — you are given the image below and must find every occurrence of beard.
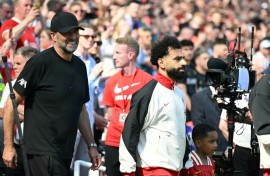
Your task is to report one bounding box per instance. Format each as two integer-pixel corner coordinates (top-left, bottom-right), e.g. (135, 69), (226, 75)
(56, 36), (78, 54)
(166, 67), (186, 81)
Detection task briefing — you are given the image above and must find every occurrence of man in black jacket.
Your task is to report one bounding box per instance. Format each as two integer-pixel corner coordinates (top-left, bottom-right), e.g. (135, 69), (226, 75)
(249, 73), (270, 175)
(191, 86), (227, 152)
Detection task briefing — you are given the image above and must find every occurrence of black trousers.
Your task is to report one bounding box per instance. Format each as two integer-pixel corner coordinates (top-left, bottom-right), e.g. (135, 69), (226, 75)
(28, 155), (72, 176)
(233, 145), (261, 176)
(105, 145), (122, 176)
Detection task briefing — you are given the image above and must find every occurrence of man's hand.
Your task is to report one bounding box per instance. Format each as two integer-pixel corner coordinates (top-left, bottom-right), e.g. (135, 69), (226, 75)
(2, 145), (17, 168)
(0, 38), (16, 54)
(88, 147), (101, 170)
(94, 114), (108, 130)
(92, 62), (103, 78)
(245, 111), (253, 121)
(24, 7), (40, 24)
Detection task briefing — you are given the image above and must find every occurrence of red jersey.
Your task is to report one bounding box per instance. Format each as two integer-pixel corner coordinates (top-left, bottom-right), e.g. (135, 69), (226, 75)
(0, 17), (36, 83)
(264, 169), (270, 176)
(180, 151), (215, 176)
(0, 17), (37, 50)
(103, 68), (152, 147)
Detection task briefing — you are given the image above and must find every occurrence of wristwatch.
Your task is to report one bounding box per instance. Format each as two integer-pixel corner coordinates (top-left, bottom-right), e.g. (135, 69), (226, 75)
(87, 143), (97, 149)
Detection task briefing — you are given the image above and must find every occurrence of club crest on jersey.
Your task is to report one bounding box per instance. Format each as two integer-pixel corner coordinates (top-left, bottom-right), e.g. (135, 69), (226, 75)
(17, 78), (27, 88)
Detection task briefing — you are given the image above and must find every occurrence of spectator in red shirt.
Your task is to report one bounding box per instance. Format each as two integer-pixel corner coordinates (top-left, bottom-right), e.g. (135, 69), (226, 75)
(0, 0), (44, 51)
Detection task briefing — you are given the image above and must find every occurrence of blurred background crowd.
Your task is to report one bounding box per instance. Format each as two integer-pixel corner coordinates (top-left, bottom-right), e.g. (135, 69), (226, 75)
(1, 0), (270, 82)
(1, 0), (270, 73)
(0, 0), (270, 175)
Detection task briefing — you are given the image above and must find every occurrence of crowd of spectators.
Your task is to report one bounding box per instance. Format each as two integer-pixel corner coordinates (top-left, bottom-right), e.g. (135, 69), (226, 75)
(0, 0), (270, 175)
(0, 0), (269, 79)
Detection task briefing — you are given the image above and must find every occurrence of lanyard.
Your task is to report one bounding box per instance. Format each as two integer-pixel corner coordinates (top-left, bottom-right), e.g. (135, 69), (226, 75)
(120, 69), (137, 112)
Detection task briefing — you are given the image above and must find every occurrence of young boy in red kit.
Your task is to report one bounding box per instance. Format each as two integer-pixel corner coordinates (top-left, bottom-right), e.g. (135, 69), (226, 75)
(180, 123), (218, 176)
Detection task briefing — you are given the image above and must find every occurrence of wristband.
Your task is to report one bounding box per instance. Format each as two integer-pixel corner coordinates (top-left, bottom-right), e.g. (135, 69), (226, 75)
(87, 143), (97, 149)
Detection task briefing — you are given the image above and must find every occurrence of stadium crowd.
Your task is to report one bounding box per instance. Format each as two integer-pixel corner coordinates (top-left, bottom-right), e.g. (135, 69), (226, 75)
(0, 0), (270, 175)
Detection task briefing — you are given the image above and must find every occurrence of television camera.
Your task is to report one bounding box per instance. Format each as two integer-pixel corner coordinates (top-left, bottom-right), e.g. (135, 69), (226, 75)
(206, 27), (255, 100)
(206, 27), (257, 176)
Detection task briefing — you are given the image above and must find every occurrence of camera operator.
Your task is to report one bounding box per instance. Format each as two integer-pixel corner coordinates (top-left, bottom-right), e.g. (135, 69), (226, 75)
(219, 55), (269, 176)
(205, 26), (270, 175)
(249, 64), (270, 176)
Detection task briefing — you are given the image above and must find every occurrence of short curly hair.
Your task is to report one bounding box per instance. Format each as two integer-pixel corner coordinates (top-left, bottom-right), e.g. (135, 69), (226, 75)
(192, 123), (217, 143)
(150, 36), (181, 67)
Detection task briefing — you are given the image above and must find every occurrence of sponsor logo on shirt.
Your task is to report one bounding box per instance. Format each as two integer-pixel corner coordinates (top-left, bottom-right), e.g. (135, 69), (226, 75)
(17, 78), (27, 88)
(114, 82), (140, 94)
(164, 102), (170, 106)
(194, 170), (202, 175)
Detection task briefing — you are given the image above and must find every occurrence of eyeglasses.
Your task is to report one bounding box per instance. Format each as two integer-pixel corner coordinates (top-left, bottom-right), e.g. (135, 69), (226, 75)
(73, 10), (85, 14)
(94, 41), (102, 46)
(80, 35), (95, 39)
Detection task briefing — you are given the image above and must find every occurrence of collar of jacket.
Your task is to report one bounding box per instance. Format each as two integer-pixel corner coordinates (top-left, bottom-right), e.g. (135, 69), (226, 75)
(155, 72), (175, 90)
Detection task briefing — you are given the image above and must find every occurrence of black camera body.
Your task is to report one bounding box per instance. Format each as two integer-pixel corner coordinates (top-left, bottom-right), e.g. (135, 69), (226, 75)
(206, 26), (256, 101)
(206, 52), (254, 100)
